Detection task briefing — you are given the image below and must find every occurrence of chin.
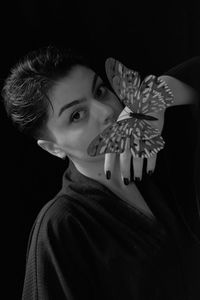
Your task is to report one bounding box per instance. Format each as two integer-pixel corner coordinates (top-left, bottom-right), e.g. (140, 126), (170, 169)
(86, 154), (105, 162)
(69, 151), (104, 163)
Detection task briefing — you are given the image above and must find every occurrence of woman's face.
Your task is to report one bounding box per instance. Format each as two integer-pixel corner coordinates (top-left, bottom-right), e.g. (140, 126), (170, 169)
(46, 65), (123, 162)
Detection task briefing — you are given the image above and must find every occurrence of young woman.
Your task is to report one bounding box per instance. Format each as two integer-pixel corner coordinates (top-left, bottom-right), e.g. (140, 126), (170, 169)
(2, 46), (200, 299)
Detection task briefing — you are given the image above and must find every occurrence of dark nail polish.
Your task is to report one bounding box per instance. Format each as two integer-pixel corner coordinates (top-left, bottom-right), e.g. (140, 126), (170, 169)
(135, 177), (141, 182)
(123, 178), (129, 185)
(106, 170), (111, 180)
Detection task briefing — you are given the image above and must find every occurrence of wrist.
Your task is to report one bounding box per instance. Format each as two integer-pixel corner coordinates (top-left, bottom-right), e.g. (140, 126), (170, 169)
(158, 75), (198, 106)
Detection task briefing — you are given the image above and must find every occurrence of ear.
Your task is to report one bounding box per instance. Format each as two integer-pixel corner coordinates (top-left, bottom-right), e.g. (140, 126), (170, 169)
(37, 139), (66, 159)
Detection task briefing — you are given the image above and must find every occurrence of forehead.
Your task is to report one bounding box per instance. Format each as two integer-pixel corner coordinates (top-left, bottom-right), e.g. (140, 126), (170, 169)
(49, 65), (95, 109)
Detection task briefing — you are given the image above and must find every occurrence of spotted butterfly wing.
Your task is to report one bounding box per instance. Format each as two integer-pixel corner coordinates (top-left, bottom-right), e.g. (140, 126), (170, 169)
(87, 121), (128, 156)
(105, 57), (174, 111)
(87, 118), (165, 157)
(105, 57), (141, 103)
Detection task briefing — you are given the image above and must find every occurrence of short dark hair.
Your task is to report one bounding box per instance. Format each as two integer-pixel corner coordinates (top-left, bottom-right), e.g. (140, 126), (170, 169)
(1, 45), (94, 140)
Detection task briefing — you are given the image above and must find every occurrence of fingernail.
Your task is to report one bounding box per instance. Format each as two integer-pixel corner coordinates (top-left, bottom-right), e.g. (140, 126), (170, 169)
(106, 170), (111, 180)
(135, 177), (141, 182)
(148, 171), (153, 175)
(123, 178), (129, 185)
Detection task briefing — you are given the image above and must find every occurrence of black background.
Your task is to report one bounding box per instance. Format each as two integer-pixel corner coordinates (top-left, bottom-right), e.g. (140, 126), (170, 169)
(0, 1), (200, 298)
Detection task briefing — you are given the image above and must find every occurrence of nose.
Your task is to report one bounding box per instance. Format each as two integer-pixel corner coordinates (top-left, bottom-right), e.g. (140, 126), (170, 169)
(92, 100), (115, 126)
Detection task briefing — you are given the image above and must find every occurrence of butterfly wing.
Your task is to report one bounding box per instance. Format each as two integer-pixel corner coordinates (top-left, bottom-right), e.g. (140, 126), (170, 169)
(105, 57), (140, 106)
(105, 58), (174, 113)
(87, 117), (164, 157)
(130, 135), (165, 158)
(135, 74), (174, 115)
(87, 121), (128, 156)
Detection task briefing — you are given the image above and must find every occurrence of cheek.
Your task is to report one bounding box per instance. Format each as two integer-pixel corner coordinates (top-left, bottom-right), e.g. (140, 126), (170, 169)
(58, 123), (99, 155)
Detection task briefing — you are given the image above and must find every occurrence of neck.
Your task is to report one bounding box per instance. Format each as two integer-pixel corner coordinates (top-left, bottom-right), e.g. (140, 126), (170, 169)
(69, 155), (131, 193)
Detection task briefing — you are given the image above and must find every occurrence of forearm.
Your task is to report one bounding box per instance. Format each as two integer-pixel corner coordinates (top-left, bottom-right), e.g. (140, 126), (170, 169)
(159, 75), (199, 107)
(159, 56), (200, 107)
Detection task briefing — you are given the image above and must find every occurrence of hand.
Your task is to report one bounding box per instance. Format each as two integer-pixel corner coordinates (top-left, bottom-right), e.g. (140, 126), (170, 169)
(104, 107), (166, 183)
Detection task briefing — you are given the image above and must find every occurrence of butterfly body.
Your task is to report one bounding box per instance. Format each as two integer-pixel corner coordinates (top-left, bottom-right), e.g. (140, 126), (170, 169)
(129, 112), (158, 121)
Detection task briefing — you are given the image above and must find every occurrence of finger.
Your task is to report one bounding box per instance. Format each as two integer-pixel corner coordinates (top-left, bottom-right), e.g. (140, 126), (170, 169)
(131, 155), (144, 181)
(119, 138), (132, 184)
(146, 154), (157, 174)
(104, 152), (117, 179)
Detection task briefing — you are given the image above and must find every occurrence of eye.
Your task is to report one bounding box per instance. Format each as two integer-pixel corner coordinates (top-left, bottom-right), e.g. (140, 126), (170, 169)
(95, 83), (108, 99)
(70, 109), (87, 123)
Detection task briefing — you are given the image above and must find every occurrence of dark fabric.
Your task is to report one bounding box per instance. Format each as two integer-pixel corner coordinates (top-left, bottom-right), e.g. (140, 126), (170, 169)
(162, 57), (200, 237)
(164, 57), (200, 222)
(22, 58), (200, 300)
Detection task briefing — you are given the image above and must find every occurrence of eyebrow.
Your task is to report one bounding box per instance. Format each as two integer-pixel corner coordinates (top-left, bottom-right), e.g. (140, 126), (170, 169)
(58, 73), (99, 117)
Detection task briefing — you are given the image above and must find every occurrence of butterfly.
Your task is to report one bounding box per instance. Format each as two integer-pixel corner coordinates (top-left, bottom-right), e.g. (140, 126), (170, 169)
(87, 58), (174, 158)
